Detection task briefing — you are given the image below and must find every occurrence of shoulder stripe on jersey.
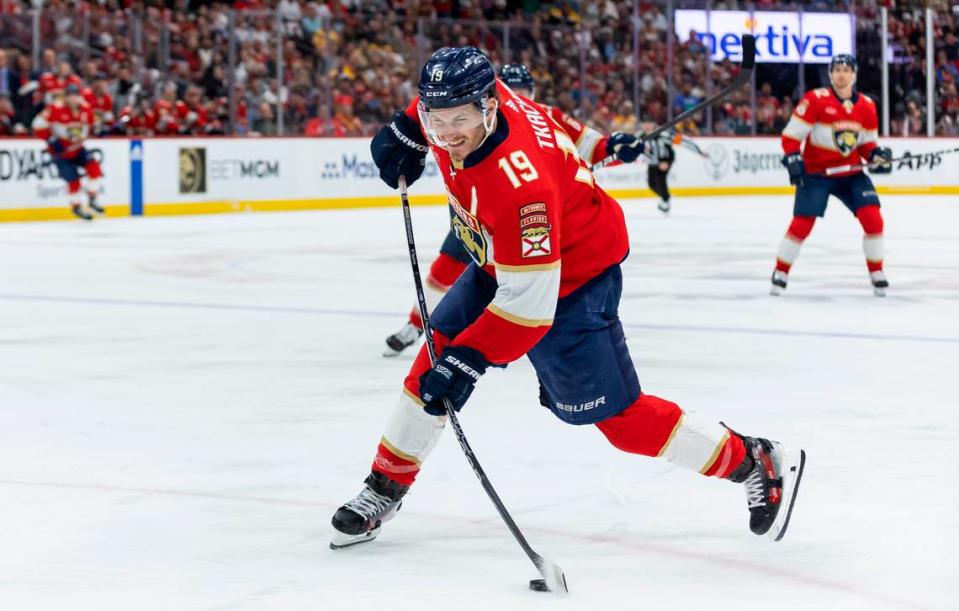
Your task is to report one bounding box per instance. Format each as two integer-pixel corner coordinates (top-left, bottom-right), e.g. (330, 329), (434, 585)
(494, 260), (562, 273)
(488, 304), (553, 328)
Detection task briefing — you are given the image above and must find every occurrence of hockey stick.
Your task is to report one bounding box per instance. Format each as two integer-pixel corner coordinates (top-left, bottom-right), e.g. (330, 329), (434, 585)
(819, 146), (959, 176)
(398, 176), (569, 595)
(592, 34), (757, 171)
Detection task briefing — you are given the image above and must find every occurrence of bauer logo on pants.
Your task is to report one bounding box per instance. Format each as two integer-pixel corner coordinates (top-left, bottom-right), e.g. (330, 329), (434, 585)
(179, 147), (207, 193)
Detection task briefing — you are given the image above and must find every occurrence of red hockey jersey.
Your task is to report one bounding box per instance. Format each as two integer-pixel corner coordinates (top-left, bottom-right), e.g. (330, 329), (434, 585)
(32, 101), (95, 158)
(405, 80), (630, 365)
(541, 104), (611, 166)
(781, 88), (879, 177)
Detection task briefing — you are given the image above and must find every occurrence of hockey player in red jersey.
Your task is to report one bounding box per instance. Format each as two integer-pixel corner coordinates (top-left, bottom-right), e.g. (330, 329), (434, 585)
(773, 54), (892, 296)
(382, 63), (643, 356)
(32, 83), (105, 220)
(332, 47), (804, 550)
(83, 76), (115, 135)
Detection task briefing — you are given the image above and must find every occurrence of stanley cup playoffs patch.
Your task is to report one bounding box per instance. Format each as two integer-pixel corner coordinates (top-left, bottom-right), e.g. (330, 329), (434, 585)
(519, 202), (551, 258)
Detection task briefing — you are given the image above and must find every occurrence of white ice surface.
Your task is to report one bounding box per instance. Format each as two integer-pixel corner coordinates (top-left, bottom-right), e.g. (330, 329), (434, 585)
(1, 196), (957, 611)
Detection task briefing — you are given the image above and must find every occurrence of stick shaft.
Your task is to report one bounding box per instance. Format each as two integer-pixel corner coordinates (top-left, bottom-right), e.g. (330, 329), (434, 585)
(397, 176), (557, 580)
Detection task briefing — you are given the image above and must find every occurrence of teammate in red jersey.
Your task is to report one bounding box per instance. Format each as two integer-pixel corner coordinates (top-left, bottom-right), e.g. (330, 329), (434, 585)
(83, 76), (115, 135)
(331, 47), (805, 550)
(773, 54), (892, 296)
(32, 83), (105, 220)
(381, 63), (643, 356)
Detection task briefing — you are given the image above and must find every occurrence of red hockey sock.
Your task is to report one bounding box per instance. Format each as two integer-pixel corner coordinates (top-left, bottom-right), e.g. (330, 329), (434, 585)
(594, 394), (683, 458)
(776, 216), (815, 273)
(372, 441), (420, 487)
(595, 394), (746, 479)
(84, 160), (103, 179)
(701, 434), (746, 478)
(856, 206), (884, 271)
(408, 307), (424, 330)
(428, 252), (468, 289)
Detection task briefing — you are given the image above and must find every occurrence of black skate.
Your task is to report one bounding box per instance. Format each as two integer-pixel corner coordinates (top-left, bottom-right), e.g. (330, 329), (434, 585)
(331, 471), (408, 549)
(726, 431), (805, 541)
(770, 270), (788, 296)
(88, 194), (104, 215)
(870, 271), (889, 297)
(383, 322), (423, 357)
(71, 204), (93, 221)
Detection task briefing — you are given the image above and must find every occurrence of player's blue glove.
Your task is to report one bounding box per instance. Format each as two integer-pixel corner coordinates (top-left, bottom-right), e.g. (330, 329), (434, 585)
(781, 152), (805, 186)
(419, 345), (489, 416)
(47, 137), (65, 155)
(370, 110), (429, 189)
(606, 132), (644, 163)
(868, 147), (893, 174)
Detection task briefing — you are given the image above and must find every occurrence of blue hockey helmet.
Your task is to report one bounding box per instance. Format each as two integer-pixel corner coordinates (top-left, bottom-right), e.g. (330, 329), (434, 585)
(829, 54), (858, 72)
(499, 63), (535, 96)
(418, 46), (496, 110)
(417, 47), (498, 147)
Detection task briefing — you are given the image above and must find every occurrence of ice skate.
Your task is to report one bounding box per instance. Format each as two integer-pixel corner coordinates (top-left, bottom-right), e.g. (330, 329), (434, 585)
(88, 194), (104, 215)
(870, 270), (888, 297)
(71, 203), (94, 221)
(770, 270), (788, 296)
(331, 471), (408, 549)
(727, 433), (805, 541)
(383, 322), (423, 357)
(657, 199), (671, 215)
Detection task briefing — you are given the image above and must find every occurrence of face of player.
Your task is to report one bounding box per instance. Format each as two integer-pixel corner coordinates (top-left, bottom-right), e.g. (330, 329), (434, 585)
(829, 64), (856, 93)
(66, 92), (83, 109)
(420, 97), (497, 162)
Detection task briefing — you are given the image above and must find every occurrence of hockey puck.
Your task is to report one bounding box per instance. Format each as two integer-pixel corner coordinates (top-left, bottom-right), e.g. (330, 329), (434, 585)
(529, 578), (549, 592)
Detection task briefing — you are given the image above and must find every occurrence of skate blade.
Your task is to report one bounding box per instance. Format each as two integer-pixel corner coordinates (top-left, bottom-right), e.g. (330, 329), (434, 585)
(768, 448), (806, 542)
(330, 525), (382, 550)
(770, 285), (784, 296)
(382, 347), (403, 357)
(873, 287), (887, 297)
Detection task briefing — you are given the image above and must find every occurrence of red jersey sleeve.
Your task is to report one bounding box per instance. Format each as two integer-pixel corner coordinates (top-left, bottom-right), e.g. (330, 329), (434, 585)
(452, 172), (561, 364)
(781, 90), (820, 155)
(544, 105), (610, 166)
(856, 95), (879, 160)
(32, 106), (52, 140)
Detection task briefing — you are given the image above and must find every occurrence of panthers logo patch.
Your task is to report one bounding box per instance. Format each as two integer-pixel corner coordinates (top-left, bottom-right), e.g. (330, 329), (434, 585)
(832, 120), (862, 156)
(448, 190), (487, 267)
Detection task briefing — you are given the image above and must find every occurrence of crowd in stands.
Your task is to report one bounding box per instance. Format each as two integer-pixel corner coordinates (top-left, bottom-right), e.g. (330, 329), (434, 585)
(0, 0), (958, 139)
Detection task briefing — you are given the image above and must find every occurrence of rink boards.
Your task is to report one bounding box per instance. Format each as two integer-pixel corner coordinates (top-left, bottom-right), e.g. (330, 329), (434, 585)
(1, 136), (956, 222)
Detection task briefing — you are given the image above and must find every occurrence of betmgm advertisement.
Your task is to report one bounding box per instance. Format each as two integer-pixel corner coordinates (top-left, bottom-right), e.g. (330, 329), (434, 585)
(674, 10), (853, 64)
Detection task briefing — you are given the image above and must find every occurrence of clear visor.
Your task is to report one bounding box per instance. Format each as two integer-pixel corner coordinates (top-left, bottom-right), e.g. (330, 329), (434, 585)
(417, 100), (496, 148)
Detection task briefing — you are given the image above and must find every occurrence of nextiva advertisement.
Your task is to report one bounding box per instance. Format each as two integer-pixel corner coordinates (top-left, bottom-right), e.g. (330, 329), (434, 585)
(674, 10), (854, 64)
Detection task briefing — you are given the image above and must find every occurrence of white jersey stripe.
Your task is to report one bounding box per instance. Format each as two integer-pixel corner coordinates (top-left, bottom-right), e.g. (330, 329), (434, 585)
(489, 266), (560, 326)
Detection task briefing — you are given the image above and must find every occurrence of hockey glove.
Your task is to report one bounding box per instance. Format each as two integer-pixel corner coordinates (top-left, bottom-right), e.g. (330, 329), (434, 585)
(781, 153), (805, 186)
(419, 345), (489, 416)
(47, 137), (65, 155)
(606, 132), (644, 163)
(370, 110), (429, 189)
(868, 147), (893, 174)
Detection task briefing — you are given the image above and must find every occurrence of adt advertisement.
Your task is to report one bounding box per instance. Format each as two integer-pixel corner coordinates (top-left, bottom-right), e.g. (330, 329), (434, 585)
(674, 10), (853, 64)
